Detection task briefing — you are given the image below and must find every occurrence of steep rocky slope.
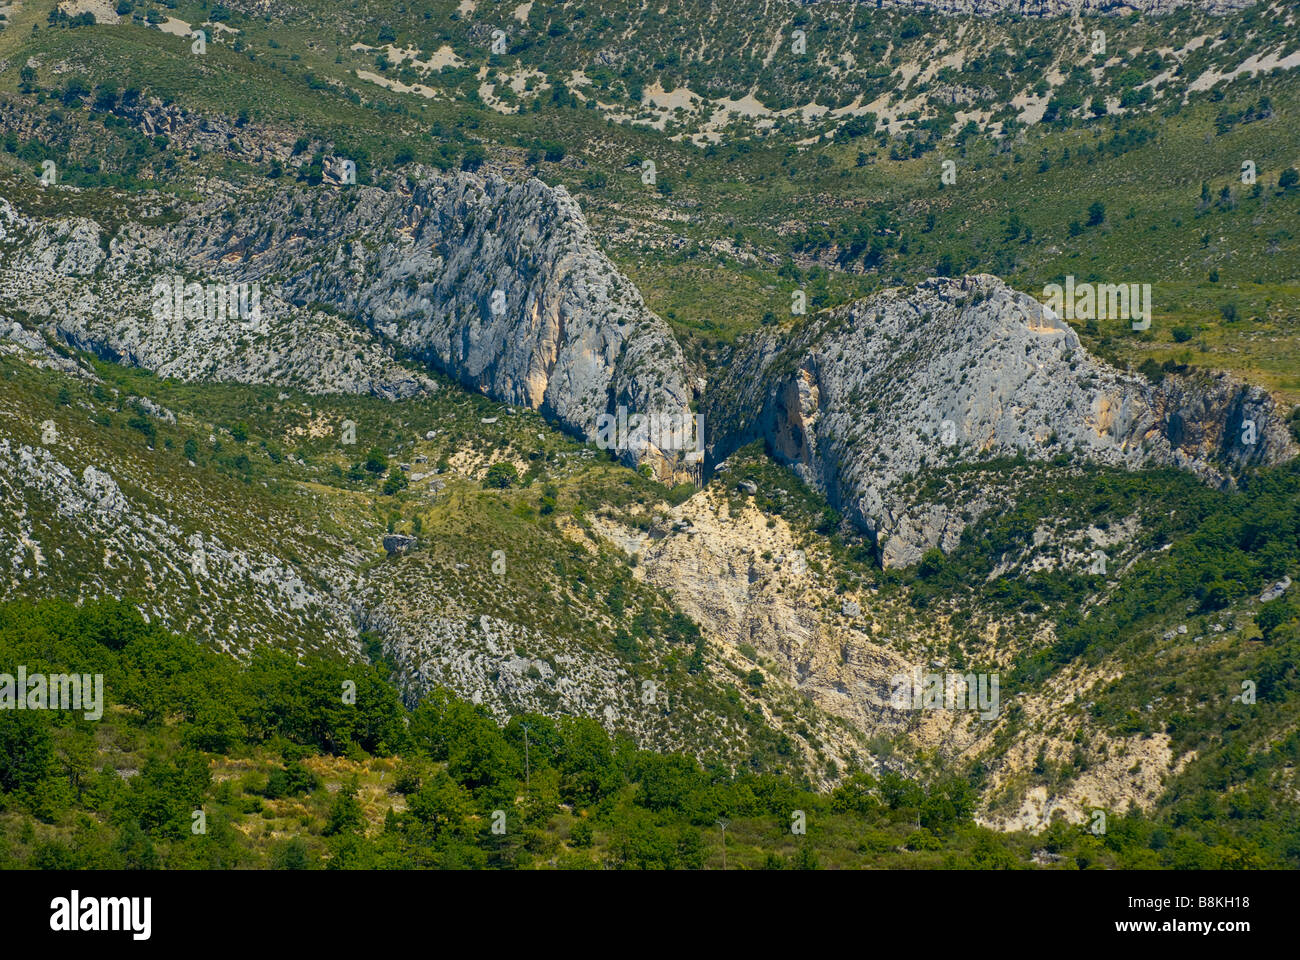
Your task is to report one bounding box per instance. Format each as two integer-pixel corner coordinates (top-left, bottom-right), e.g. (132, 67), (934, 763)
(0, 193), (434, 400)
(707, 274), (1295, 566)
(7, 166), (1293, 574)
(0, 326), (857, 779)
(871, 0), (1253, 15)
(0, 168), (696, 477)
(0, 337), (364, 657)
(1, 140), (1296, 828)
(176, 170), (697, 474)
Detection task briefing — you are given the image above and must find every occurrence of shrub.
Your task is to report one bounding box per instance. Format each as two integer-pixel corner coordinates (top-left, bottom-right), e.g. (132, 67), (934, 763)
(483, 462), (519, 489)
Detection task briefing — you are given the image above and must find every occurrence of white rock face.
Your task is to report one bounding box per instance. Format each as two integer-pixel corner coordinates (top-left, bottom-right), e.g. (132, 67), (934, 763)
(7, 172), (1291, 573)
(0, 169), (695, 476)
(80, 465), (129, 520)
(709, 275), (1295, 566)
(1260, 576), (1292, 603)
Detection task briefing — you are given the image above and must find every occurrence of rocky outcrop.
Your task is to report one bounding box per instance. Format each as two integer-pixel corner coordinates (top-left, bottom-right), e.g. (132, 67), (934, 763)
(0, 437), (361, 656)
(1260, 576), (1292, 603)
(382, 533), (417, 556)
(0, 196), (434, 400)
(708, 275), (1295, 566)
(0, 168), (697, 479)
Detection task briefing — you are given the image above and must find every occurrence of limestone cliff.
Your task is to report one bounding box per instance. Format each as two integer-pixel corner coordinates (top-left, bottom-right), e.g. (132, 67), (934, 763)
(707, 275), (1295, 566)
(0, 169), (696, 478)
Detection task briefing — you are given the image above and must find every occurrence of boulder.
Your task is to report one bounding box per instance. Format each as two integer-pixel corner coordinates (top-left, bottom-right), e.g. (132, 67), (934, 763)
(383, 534), (417, 557)
(1260, 576), (1293, 603)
